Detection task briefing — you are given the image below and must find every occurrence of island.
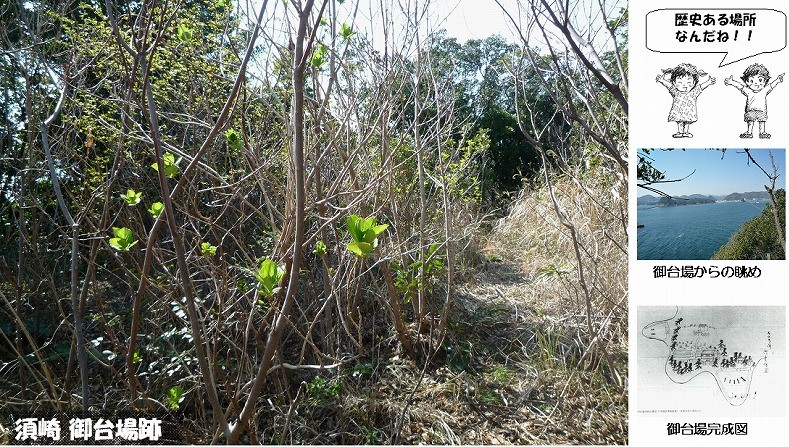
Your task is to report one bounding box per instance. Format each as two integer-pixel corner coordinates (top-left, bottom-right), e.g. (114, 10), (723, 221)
(655, 196), (715, 207)
(637, 191), (771, 207)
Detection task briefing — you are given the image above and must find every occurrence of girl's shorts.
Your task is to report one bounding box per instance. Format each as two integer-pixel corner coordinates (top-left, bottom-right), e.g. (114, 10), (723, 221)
(744, 109), (768, 122)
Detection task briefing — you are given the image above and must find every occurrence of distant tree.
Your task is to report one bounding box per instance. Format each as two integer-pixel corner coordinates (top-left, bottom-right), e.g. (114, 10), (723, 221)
(388, 33), (542, 202)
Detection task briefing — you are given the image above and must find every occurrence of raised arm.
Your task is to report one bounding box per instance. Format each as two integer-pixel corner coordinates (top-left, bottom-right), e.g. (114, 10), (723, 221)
(767, 73), (784, 94)
(656, 73), (672, 89)
(724, 75), (746, 93)
(699, 75), (716, 90)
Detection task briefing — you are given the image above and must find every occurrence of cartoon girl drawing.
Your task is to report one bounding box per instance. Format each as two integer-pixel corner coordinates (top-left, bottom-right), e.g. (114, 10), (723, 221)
(656, 63), (715, 138)
(724, 63), (784, 139)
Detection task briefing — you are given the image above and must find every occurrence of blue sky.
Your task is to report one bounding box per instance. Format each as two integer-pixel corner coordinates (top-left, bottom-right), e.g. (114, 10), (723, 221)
(637, 149), (786, 196)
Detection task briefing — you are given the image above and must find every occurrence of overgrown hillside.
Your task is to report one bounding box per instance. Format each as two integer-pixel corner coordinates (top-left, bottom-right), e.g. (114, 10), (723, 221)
(1, 0), (628, 444)
(714, 189), (786, 260)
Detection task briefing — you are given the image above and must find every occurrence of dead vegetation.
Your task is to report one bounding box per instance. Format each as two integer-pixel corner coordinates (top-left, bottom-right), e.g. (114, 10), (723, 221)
(1, 0), (628, 444)
(221, 165), (629, 445)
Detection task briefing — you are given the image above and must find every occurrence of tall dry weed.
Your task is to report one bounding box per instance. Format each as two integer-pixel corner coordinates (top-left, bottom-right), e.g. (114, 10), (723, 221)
(488, 165), (628, 353)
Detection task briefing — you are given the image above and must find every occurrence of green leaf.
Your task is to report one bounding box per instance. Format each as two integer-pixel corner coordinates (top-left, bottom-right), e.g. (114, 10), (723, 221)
(109, 227), (138, 251)
(120, 189), (142, 206)
(346, 215), (387, 256)
(340, 23), (355, 40)
(201, 242), (218, 256)
(151, 152), (180, 178)
(164, 154), (180, 178)
(254, 258), (285, 296)
(351, 362), (373, 378)
(133, 349), (142, 364)
(446, 345), (469, 372)
(428, 243), (440, 257)
(347, 241), (373, 258)
(307, 376), (341, 400)
(369, 224), (388, 240)
(237, 279), (249, 293)
(167, 385), (185, 410)
(313, 240), (327, 256)
(225, 129), (243, 153)
(177, 24), (193, 42)
(536, 263), (572, 280)
(310, 44), (328, 69)
(113, 227), (133, 241)
(357, 216), (375, 235)
(347, 215), (364, 242)
(148, 202), (164, 218)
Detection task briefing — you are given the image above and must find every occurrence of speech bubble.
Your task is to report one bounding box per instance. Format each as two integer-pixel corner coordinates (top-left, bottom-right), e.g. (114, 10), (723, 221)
(647, 9), (787, 67)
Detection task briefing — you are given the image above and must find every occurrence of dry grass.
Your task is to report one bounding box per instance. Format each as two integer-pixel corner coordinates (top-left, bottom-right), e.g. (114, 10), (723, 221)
(266, 258), (626, 444)
(487, 168), (628, 351)
(251, 166), (628, 445)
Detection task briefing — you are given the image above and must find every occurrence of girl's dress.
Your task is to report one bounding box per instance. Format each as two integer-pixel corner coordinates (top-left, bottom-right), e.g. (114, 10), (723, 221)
(667, 84), (703, 123)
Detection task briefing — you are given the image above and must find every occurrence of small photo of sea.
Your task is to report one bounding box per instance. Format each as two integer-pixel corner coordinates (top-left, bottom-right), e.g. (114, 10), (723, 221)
(637, 149), (786, 260)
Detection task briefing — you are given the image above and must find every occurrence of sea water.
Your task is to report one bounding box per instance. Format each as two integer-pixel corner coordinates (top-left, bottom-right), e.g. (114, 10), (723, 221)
(637, 201), (768, 260)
